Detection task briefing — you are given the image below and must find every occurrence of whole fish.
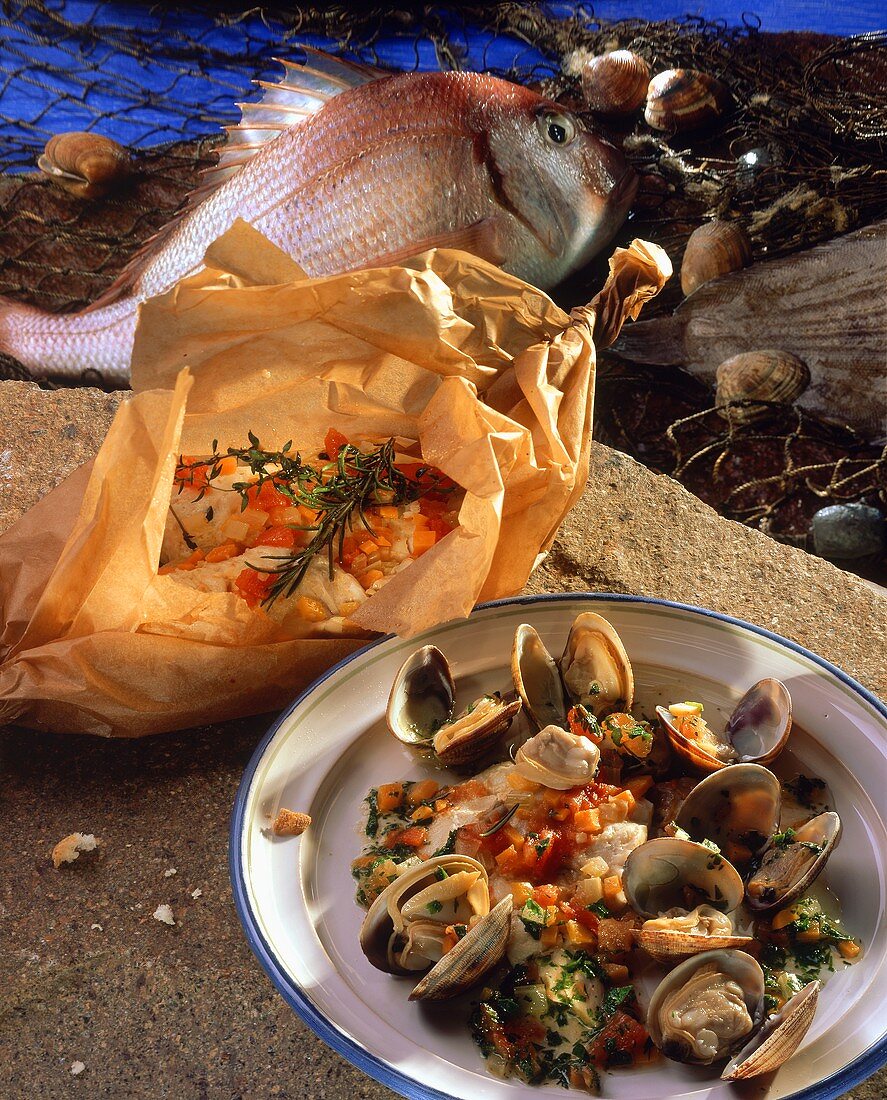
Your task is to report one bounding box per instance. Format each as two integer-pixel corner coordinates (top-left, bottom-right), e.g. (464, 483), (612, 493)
(613, 220), (887, 436)
(0, 49), (637, 386)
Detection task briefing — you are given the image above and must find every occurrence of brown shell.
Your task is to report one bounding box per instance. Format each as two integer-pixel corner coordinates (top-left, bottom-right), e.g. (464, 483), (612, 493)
(582, 51), (650, 115)
(722, 980), (819, 1079)
(645, 69), (731, 133)
(638, 929), (754, 964)
(433, 697), (522, 767)
(681, 220), (752, 296)
(716, 351), (811, 424)
(38, 131), (132, 199)
(409, 896), (513, 1001)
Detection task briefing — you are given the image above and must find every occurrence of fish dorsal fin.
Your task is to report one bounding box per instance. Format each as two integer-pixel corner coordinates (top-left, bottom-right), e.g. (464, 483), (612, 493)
(85, 48), (386, 312)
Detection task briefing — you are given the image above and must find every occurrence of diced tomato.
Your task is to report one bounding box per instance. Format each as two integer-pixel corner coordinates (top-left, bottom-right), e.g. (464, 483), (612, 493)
(324, 427), (349, 457)
(396, 461), (455, 495)
(204, 540), (241, 563)
(254, 525), (300, 549)
(589, 1010), (650, 1068)
(174, 456), (210, 490)
(450, 779), (490, 802)
(245, 480), (292, 511)
(532, 884), (559, 908)
(383, 826), (428, 849)
(234, 567), (274, 608)
(338, 535), (360, 568)
(529, 829), (563, 882)
(573, 905), (601, 933)
(424, 514), (454, 539)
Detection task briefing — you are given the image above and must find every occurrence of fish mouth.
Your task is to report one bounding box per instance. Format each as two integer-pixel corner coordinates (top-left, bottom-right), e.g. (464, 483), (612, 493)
(610, 167), (640, 211)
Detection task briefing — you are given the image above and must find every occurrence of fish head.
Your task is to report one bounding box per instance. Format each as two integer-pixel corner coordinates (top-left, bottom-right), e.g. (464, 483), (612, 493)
(483, 92), (638, 285)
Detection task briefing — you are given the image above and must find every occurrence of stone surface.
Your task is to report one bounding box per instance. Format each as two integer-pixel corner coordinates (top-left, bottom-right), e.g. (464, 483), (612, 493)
(1, 380), (884, 1100)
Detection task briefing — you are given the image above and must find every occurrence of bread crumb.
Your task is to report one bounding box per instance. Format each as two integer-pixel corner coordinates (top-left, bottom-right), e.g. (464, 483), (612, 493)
(52, 833), (98, 869)
(71, 1062), (85, 1076)
(190, 888), (202, 899)
(153, 903), (175, 926)
(272, 809), (311, 836)
(90, 923), (103, 932)
(164, 868), (177, 877)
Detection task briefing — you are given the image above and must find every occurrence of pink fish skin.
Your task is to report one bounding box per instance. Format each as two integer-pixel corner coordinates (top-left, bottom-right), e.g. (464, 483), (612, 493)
(0, 56), (637, 385)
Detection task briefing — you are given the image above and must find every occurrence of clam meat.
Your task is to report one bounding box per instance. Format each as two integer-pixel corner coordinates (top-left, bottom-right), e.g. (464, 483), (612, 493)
(647, 950), (764, 1065)
(514, 724), (601, 790)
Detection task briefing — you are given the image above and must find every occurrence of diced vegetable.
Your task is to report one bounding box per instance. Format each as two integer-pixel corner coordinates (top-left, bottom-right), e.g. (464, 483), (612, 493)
(377, 783), (405, 812)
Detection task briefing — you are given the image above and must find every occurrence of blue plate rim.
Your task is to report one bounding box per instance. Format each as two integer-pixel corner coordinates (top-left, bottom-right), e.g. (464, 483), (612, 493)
(229, 591), (887, 1100)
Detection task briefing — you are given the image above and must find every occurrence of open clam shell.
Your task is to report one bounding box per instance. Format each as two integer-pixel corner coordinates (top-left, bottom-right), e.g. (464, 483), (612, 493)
(746, 811), (841, 912)
(511, 624), (567, 730)
(359, 855), (489, 975)
(409, 895), (513, 1001)
(722, 980), (819, 1080)
(387, 645), (455, 745)
(560, 612), (634, 719)
(647, 949), (765, 1065)
(674, 764), (781, 870)
(432, 694), (521, 767)
(658, 679), (791, 773)
(624, 837), (745, 918)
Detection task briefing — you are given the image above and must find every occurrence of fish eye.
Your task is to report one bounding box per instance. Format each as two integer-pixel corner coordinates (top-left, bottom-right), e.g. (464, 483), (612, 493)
(537, 110), (578, 147)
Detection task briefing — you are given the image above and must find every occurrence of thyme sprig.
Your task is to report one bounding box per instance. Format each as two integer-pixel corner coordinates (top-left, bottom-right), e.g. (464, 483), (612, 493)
(175, 432), (452, 606)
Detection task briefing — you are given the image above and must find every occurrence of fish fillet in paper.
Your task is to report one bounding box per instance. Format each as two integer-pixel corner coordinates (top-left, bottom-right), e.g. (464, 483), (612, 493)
(613, 220), (887, 436)
(0, 49), (637, 385)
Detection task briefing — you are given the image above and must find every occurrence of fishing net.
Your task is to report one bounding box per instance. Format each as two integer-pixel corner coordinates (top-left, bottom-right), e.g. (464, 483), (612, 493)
(0, 2), (885, 571)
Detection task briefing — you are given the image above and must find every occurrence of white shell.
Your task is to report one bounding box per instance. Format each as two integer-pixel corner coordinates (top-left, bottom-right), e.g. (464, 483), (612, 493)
(623, 837), (745, 918)
(722, 980), (819, 1079)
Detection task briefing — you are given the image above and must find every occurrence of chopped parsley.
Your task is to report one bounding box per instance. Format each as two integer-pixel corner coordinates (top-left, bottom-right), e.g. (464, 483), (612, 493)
(519, 898), (547, 939)
(426, 899), (443, 915)
(364, 789), (379, 838)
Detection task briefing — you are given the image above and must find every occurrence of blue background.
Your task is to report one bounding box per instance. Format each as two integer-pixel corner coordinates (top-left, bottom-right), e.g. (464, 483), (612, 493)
(0, 2), (883, 168)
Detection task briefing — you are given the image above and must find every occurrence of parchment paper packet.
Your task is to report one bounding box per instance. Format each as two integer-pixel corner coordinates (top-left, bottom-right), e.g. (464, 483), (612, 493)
(0, 221), (670, 736)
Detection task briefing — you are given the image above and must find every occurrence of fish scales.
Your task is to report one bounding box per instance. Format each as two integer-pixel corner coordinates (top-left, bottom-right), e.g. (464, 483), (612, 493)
(614, 221), (887, 436)
(0, 61), (636, 385)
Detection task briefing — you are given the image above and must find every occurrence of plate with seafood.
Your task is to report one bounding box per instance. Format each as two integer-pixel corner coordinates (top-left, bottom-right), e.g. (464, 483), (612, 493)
(230, 593), (887, 1099)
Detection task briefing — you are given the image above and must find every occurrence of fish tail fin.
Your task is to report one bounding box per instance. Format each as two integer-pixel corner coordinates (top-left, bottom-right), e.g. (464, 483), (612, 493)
(609, 314), (685, 366)
(0, 294), (137, 386)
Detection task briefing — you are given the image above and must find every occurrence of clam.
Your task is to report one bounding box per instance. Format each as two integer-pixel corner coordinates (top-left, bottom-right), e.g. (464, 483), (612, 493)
(581, 50), (650, 115)
(560, 612), (633, 719)
(623, 836), (745, 918)
(746, 811), (841, 912)
(716, 350), (811, 424)
(511, 624), (567, 729)
(647, 949), (765, 1065)
(514, 724), (601, 790)
(38, 131), (132, 199)
(387, 645), (520, 766)
(680, 220), (752, 296)
(722, 980), (820, 1079)
(639, 906), (752, 964)
(657, 678), (791, 773)
(674, 763), (781, 869)
(644, 69), (731, 133)
(409, 896), (513, 1001)
(359, 854), (490, 974)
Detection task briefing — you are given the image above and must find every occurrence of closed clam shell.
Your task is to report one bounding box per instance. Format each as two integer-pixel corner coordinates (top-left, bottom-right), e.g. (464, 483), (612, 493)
(639, 929), (753, 964)
(716, 350), (811, 424)
(722, 980), (819, 1079)
(581, 50), (650, 115)
(409, 895), (513, 1000)
(681, 220), (752, 296)
(645, 69), (730, 133)
(38, 131), (132, 199)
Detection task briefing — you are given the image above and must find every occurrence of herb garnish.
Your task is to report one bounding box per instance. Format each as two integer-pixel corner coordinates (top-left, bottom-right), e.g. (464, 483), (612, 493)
(175, 434), (452, 606)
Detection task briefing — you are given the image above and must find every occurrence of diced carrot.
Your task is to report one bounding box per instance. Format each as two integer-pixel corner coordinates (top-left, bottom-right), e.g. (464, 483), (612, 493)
(574, 808), (602, 833)
(495, 845), (520, 873)
(533, 884), (559, 907)
(377, 505), (398, 519)
(507, 772), (541, 794)
(245, 480), (291, 511)
(205, 540), (241, 563)
(407, 780), (439, 806)
(299, 505), (321, 525)
(296, 596), (327, 622)
(374, 535), (392, 548)
(411, 512), (429, 527)
(324, 427), (349, 457)
(624, 775), (654, 800)
(359, 569), (384, 587)
(411, 529), (437, 556)
(175, 549), (206, 571)
(254, 525), (299, 549)
(502, 824), (524, 848)
(157, 564), (176, 575)
(540, 925), (559, 948)
(394, 826), (428, 849)
(612, 790), (637, 814)
(377, 783), (405, 812)
(216, 455), (238, 476)
(359, 539), (379, 554)
(433, 799), (449, 813)
(410, 806), (434, 823)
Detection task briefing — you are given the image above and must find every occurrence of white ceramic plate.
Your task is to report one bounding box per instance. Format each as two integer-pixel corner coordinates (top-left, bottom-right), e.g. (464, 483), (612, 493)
(230, 594), (887, 1100)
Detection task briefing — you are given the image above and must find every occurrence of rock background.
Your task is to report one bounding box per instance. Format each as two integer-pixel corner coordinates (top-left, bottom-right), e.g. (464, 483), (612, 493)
(1, 381), (884, 1099)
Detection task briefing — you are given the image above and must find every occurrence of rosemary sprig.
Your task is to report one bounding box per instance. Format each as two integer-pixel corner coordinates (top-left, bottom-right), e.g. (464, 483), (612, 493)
(175, 433), (452, 607)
